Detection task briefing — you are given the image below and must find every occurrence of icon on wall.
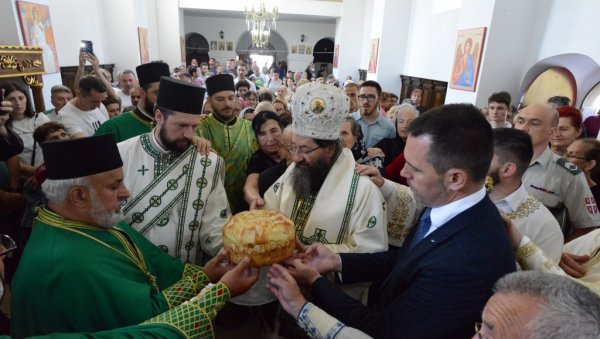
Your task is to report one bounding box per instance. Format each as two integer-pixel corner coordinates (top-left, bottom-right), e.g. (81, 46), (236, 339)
(333, 44), (339, 69)
(368, 38), (379, 74)
(291, 45), (298, 54)
(226, 41), (233, 51)
(306, 46), (312, 55)
(450, 27), (487, 92)
(138, 27), (149, 64)
(218, 41), (225, 51)
(16, 1), (60, 73)
(211, 41), (217, 51)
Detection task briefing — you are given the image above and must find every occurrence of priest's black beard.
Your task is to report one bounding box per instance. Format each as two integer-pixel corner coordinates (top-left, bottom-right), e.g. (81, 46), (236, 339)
(290, 156), (332, 198)
(158, 126), (190, 155)
(143, 97), (154, 117)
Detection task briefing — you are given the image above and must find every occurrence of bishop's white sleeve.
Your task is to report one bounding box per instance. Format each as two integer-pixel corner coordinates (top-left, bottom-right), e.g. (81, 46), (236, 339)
(297, 302), (373, 339)
(325, 179), (388, 253)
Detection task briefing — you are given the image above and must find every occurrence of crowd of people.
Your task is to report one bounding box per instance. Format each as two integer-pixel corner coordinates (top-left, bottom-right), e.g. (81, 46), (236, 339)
(0, 50), (600, 339)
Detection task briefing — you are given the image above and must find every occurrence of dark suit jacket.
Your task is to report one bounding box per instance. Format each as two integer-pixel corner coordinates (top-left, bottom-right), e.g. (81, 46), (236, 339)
(310, 195), (516, 339)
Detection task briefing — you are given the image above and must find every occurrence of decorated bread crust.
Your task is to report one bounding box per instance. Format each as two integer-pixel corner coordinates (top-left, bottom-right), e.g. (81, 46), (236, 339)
(223, 210), (296, 267)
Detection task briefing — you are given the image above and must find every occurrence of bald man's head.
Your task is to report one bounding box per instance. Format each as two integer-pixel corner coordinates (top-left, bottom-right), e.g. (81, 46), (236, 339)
(514, 104), (558, 151)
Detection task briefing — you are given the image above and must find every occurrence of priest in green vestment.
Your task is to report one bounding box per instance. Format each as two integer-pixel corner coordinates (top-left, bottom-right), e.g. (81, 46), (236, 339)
(195, 74), (258, 214)
(11, 134), (259, 338)
(94, 62), (169, 142)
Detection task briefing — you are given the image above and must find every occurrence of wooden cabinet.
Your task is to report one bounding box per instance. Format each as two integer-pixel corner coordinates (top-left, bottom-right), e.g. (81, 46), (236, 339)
(400, 75), (447, 111)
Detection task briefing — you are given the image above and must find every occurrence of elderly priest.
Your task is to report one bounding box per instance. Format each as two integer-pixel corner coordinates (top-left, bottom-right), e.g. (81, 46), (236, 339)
(11, 134), (258, 338)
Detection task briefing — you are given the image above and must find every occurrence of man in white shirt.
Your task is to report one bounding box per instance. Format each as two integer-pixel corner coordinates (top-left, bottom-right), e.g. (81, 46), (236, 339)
(234, 64), (257, 92)
(57, 75), (109, 138)
(488, 128), (563, 262)
(114, 70), (138, 110)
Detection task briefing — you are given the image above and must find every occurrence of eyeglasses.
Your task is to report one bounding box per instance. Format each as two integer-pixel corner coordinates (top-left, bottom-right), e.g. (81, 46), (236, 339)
(474, 322), (493, 339)
(0, 234), (17, 258)
(358, 94), (378, 102)
(564, 154), (589, 161)
(287, 144), (320, 156)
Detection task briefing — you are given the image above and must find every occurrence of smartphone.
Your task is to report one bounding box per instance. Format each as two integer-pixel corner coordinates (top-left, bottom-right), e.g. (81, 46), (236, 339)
(80, 40), (94, 55)
(0, 89), (8, 116)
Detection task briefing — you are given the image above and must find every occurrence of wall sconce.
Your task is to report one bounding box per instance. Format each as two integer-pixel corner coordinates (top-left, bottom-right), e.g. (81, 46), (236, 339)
(300, 34), (305, 42)
(219, 31), (224, 39)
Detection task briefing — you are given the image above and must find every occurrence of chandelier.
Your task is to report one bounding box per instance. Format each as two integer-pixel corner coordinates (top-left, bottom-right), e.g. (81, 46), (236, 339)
(244, 0), (278, 48)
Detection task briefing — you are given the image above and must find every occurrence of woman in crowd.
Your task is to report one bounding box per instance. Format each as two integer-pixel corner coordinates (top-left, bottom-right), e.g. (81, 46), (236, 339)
(272, 98), (288, 115)
(244, 90), (258, 109)
(551, 106), (583, 157)
(339, 117), (383, 169)
(565, 138), (600, 203)
(1, 83), (50, 178)
(285, 77), (296, 93)
(277, 86), (290, 103)
(374, 103), (418, 167)
(243, 111), (285, 208)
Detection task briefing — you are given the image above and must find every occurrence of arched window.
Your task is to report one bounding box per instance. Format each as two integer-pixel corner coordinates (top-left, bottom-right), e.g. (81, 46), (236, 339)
(581, 82), (600, 118)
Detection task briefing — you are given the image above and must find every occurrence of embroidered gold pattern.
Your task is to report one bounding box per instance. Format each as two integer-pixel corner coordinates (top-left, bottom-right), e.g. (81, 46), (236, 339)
(506, 195), (541, 220)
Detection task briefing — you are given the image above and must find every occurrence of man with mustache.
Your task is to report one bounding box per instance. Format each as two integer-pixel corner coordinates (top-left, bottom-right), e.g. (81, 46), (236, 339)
(195, 74), (258, 213)
(95, 62), (169, 142)
(117, 77), (230, 265)
(12, 134), (258, 337)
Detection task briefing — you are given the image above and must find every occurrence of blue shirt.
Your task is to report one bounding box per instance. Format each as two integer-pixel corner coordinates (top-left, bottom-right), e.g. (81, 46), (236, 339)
(350, 112), (396, 148)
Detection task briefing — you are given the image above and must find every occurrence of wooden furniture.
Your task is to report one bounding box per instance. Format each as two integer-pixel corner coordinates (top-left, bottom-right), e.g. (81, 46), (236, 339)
(400, 75), (448, 111)
(60, 64), (115, 95)
(0, 45), (46, 112)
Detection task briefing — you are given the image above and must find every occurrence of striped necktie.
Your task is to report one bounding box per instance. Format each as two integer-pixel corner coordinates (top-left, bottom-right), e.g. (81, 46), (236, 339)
(410, 208), (432, 249)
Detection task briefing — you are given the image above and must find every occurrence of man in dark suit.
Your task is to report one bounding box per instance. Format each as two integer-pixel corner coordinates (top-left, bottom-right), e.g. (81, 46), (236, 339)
(272, 103), (516, 338)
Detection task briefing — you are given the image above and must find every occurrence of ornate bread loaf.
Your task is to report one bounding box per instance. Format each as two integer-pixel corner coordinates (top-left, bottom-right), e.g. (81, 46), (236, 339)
(223, 210), (296, 267)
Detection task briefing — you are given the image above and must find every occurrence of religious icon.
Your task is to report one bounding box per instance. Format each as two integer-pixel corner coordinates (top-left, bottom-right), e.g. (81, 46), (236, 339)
(298, 45), (305, 54)
(450, 27), (487, 92)
(368, 39), (379, 74)
(16, 1), (60, 73)
(210, 41), (217, 50)
(291, 45), (298, 54)
(226, 42), (233, 51)
(138, 27), (149, 64)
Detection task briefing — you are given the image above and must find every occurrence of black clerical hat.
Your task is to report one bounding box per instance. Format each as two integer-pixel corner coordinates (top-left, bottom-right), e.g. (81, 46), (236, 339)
(42, 134), (123, 180)
(136, 62), (170, 87)
(206, 74), (235, 96)
(156, 76), (205, 114)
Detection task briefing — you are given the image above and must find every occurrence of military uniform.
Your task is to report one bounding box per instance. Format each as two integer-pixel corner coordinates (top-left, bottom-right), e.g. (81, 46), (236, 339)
(523, 147), (600, 234)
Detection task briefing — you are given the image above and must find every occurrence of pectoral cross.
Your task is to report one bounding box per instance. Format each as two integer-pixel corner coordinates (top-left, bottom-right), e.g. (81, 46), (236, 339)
(138, 165), (149, 176)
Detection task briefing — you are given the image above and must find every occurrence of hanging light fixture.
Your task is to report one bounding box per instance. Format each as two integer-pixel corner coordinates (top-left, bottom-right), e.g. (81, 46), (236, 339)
(244, 0), (278, 48)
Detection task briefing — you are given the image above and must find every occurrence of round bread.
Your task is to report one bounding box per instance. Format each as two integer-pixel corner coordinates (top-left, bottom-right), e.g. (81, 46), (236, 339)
(223, 210), (296, 267)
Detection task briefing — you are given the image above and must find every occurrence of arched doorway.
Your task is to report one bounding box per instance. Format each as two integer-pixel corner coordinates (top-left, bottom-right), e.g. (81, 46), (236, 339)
(236, 30), (287, 71)
(185, 33), (210, 66)
(522, 67), (576, 107)
(312, 37), (334, 78)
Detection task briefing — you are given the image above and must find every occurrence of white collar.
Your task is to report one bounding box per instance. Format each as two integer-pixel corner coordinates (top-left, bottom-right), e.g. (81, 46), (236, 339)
(427, 187), (486, 236)
(493, 183), (527, 213)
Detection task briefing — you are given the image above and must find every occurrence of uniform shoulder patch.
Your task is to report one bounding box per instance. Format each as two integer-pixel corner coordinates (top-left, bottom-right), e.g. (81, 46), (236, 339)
(556, 157), (582, 175)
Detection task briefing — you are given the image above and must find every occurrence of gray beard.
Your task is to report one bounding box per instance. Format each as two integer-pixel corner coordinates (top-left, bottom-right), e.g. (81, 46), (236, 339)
(90, 189), (125, 228)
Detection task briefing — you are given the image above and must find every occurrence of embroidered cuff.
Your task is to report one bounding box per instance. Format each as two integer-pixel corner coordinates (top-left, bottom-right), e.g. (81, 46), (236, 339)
(516, 236), (537, 269)
(297, 302), (345, 339)
(143, 282), (230, 338)
(183, 264), (210, 288)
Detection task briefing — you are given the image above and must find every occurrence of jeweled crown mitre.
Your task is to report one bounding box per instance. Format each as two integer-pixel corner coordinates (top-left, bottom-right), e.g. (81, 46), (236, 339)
(290, 83), (349, 140)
